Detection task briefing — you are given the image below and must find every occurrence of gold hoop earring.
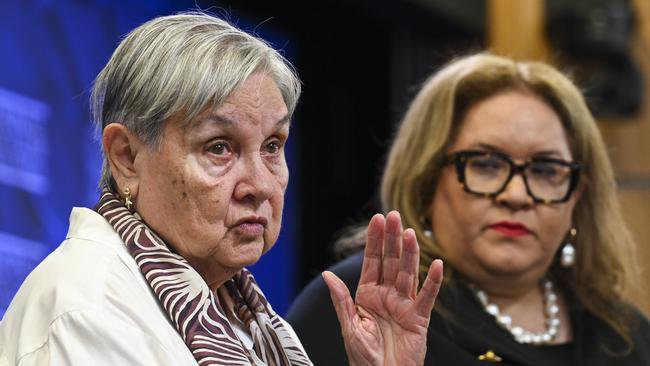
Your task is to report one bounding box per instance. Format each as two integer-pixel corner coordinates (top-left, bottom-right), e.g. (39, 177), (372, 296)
(123, 187), (133, 211)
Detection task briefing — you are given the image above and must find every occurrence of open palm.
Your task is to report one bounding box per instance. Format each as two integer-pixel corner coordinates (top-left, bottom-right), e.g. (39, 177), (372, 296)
(324, 211), (443, 366)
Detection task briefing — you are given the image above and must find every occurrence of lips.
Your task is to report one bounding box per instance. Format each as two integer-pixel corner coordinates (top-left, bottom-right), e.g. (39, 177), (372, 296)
(232, 216), (268, 237)
(234, 216), (268, 227)
(489, 221), (532, 237)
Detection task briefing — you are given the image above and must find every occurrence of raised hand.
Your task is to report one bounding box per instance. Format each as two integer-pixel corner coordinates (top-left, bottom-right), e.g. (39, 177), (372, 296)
(323, 211), (443, 366)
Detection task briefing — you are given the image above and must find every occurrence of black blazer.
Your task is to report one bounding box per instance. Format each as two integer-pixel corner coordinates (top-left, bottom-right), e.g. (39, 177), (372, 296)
(287, 252), (650, 365)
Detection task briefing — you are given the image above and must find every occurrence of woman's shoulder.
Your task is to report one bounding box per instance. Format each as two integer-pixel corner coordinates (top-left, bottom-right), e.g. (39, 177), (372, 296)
(627, 306), (650, 348)
(11, 208), (143, 311)
(0, 209), (157, 353)
(576, 300), (650, 336)
(567, 300), (650, 364)
(0, 208), (189, 364)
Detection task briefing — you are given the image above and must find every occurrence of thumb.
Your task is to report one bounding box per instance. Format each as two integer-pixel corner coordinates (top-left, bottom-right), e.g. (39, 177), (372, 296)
(322, 271), (356, 332)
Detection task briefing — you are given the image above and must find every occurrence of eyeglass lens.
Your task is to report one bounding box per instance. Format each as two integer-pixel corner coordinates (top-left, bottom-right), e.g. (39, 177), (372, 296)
(464, 154), (572, 201)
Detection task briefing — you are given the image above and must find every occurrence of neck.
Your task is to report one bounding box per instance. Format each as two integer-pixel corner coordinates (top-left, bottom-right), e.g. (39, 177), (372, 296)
(472, 276), (550, 337)
(187, 258), (239, 292)
(472, 275), (543, 308)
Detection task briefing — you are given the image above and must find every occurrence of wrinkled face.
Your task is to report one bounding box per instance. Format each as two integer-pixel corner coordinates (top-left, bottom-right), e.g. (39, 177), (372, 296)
(430, 90), (581, 286)
(135, 73), (289, 286)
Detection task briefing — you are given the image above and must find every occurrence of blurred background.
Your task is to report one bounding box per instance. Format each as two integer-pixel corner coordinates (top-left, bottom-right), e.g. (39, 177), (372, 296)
(1, 0), (649, 318)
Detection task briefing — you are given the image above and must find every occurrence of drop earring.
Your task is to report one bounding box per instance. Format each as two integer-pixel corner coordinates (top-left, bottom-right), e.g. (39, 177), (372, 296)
(123, 187), (133, 211)
(560, 227), (577, 267)
(420, 216), (433, 238)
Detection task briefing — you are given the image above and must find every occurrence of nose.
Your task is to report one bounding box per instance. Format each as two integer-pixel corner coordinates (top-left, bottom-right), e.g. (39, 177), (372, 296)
(233, 155), (275, 206)
(495, 172), (534, 209)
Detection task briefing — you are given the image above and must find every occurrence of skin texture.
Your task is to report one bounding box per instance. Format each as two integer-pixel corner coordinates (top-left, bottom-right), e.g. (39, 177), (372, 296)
(430, 89), (582, 340)
(106, 72), (290, 289)
(105, 73), (443, 365)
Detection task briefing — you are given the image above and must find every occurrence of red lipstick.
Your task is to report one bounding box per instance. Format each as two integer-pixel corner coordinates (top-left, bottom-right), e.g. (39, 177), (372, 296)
(489, 221), (532, 237)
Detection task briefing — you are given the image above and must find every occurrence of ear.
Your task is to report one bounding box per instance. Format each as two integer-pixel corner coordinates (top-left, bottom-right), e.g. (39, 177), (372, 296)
(102, 123), (144, 197)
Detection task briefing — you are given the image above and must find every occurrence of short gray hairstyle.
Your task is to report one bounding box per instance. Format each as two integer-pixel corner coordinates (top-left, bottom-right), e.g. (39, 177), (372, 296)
(91, 11), (301, 190)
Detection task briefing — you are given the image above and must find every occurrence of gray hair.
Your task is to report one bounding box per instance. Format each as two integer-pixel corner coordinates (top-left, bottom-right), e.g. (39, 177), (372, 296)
(91, 11), (301, 190)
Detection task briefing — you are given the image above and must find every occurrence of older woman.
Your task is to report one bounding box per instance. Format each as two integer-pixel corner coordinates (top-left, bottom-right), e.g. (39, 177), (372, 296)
(287, 53), (650, 364)
(0, 13), (443, 366)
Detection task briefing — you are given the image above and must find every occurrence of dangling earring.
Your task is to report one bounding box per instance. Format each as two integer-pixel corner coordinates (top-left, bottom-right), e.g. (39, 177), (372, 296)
(560, 227), (577, 267)
(123, 187), (133, 211)
(420, 216), (433, 238)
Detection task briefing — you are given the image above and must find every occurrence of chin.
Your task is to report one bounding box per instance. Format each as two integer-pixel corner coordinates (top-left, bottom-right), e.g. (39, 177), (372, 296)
(475, 245), (528, 270)
(227, 242), (266, 268)
(486, 264), (530, 277)
(481, 255), (537, 277)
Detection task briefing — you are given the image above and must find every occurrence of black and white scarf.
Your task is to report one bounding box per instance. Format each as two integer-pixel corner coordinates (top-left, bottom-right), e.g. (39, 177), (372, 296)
(96, 189), (312, 366)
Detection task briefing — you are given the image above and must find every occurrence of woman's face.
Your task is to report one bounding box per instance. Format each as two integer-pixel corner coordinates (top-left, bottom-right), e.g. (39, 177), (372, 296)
(134, 73), (289, 286)
(430, 89), (581, 288)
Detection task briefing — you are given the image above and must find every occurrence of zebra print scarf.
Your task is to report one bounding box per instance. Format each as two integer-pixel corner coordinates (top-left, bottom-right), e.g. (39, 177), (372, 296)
(96, 189), (312, 366)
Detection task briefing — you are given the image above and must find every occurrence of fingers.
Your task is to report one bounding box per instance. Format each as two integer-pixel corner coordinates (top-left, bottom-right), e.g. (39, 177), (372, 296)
(381, 211), (402, 286)
(395, 228), (419, 298)
(414, 259), (444, 317)
(359, 214), (385, 287)
(323, 271), (356, 331)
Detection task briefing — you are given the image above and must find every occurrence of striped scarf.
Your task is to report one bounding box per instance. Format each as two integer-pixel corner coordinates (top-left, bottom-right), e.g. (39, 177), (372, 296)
(96, 189), (312, 366)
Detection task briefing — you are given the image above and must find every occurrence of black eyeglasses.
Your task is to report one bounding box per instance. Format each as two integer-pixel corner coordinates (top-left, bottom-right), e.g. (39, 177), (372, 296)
(443, 150), (582, 204)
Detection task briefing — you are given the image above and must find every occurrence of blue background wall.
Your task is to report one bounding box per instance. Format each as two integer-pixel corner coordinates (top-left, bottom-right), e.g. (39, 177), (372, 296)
(0, 0), (298, 317)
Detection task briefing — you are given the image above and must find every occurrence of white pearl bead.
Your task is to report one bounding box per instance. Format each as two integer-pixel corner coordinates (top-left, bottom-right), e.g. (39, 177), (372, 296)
(497, 314), (512, 326)
(476, 291), (488, 304)
(561, 245), (575, 266)
(486, 304), (499, 316)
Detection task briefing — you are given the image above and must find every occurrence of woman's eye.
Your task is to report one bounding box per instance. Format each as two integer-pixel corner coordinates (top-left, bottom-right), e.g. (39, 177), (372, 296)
(531, 165), (555, 176)
(469, 156), (504, 172)
(264, 141), (282, 154)
(529, 162), (571, 183)
(208, 142), (230, 155)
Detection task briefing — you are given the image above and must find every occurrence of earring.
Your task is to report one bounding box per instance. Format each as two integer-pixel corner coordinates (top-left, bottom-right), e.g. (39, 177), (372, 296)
(560, 227), (577, 267)
(420, 216), (433, 238)
(123, 187), (133, 211)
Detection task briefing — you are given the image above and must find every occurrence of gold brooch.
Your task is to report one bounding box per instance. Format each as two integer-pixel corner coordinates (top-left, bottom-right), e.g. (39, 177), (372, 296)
(478, 350), (502, 362)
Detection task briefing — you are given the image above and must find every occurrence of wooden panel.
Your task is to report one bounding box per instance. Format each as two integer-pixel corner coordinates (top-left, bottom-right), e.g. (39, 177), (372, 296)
(487, 0), (550, 60)
(618, 191), (650, 316)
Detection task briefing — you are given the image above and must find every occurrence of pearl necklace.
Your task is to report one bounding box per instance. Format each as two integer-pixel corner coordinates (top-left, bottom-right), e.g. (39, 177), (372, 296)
(473, 279), (561, 345)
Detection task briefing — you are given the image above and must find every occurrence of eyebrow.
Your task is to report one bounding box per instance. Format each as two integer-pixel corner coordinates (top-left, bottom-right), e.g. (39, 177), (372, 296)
(473, 143), (565, 158)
